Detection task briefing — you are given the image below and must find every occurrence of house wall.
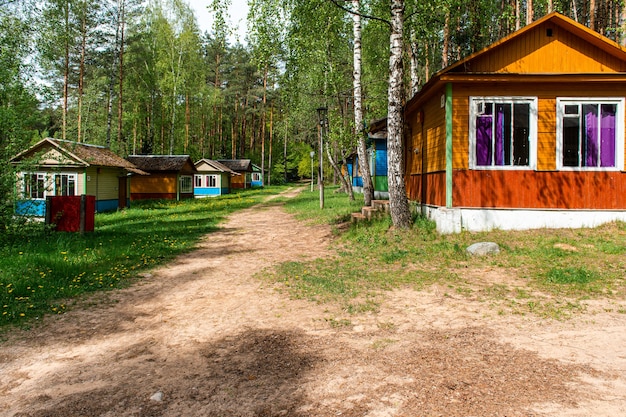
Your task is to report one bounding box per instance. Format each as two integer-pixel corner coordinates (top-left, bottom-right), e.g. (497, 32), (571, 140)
(130, 173), (177, 200)
(405, 88), (447, 204)
(450, 81), (626, 209)
(231, 173), (248, 189)
(85, 167), (125, 211)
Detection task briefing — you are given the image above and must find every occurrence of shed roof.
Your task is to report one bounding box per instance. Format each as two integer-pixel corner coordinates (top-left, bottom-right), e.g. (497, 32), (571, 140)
(217, 159), (253, 172)
(10, 138), (148, 175)
(127, 155), (196, 173)
(195, 159), (240, 175)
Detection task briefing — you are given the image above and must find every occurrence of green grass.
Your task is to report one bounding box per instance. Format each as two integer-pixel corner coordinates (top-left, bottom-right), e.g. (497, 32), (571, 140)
(268, 186), (626, 318)
(0, 186), (286, 330)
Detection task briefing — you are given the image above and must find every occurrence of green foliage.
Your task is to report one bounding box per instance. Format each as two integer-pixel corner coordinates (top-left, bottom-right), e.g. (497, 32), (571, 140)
(0, 187), (281, 329)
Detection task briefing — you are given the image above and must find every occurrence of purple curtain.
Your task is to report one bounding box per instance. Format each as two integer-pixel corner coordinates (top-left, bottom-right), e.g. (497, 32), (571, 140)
(495, 107), (505, 165)
(476, 115), (492, 166)
(585, 107), (598, 167)
(600, 105), (616, 167)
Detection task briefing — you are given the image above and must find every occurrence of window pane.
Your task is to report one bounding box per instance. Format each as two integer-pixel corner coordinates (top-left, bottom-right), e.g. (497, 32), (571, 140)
(583, 104), (599, 167)
(600, 104), (616, 167)
(494, 104), (511, 166)
(476, 115), (492, 166)
(563, 116), (580, 167)
(564, 105), (578, 115)
(513, 104), (530, 165)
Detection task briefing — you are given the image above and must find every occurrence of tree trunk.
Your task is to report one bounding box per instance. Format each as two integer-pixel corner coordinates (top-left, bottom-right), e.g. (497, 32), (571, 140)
(352, 0), (374, 206)
(268, 102), (273, 186)
(442, 11), (449, 69)
(62, 0), (69, 141)
(77, 0), (86, 143)
(590, 0), (596, 30)
(388, 0), (412, 229)
(408, 28), (420, 96)
(527, 0), (533, 25)
(326, 143), (352, 199)
(107, 1), (121, 148)
(117, 0), (125, 152)
(261, 65), (268, 186)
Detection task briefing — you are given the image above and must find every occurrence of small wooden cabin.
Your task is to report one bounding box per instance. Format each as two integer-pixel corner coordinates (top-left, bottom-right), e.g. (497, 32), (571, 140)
(405, 12), (626, 233)
(346, 121), (389, 199)
(193, 159), (239, 197)
(10, 138), (146, 216)
(217, 159), (255, 189)
(126, 155), (196, 201)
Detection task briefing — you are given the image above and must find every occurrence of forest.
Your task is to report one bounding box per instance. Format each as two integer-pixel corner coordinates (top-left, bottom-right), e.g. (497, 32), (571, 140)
(1, 0), (625, 225)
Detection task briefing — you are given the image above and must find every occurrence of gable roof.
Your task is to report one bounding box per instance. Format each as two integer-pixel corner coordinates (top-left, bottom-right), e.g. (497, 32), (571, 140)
(10, 138), (148, 175)
(127, 155), (196, 173)
(443, 12), (626, 75)
(195, 159), (240, 175)
(217, 159), (253, 172)
(406, 12), (626, 114)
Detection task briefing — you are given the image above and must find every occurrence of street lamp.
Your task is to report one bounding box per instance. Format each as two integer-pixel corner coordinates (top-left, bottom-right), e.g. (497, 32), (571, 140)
(309, 150), (315, 192)
(316, 106), (328, 209)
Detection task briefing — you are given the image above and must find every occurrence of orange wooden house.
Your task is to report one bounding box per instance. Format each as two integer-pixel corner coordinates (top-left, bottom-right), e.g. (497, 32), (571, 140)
(405, 12), (626, 233)
(126, 155), (196, 201)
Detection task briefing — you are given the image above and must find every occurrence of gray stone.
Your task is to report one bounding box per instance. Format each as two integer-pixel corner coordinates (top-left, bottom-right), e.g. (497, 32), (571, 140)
(466, 242), (500, 256)
(150, 391), (164, 402)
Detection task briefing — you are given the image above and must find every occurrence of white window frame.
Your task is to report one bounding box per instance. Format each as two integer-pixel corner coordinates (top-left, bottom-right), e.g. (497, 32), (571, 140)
(194, 174), (203, 188)
(53, 173), (77, 196)
(20, 172), (78, 199)
(251, 173), (261, 181)
(555, 97), (625, 171)
(179, 175), (193, 193)
(206, 175), (218, 188)
(468, 96), (538, 170)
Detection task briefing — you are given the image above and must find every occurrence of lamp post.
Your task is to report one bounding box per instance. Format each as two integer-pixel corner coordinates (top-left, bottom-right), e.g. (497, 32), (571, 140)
(316, 106), (327, 209)
(309, 150), (315, 192)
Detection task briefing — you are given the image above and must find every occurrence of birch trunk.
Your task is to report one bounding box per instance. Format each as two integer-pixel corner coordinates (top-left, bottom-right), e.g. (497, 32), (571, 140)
(387, 0), (412, 229)
(352, 0), (374, 206)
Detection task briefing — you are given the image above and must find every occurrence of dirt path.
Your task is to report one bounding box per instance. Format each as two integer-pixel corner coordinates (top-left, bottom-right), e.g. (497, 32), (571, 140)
(1, 187), (625, 416)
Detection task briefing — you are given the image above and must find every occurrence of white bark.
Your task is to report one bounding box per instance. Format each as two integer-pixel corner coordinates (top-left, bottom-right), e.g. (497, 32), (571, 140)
(387, 0), (412, 228)
(352, 0), (374, 206)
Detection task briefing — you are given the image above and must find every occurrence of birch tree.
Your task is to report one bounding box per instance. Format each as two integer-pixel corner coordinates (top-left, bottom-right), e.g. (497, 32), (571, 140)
(352, 0), (375, 206)
(387, 0), (412, 228)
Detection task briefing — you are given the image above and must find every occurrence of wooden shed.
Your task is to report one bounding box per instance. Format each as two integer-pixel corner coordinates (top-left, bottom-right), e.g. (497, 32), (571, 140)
(193, 159), (239, 197)
(126, 155), (196, 201)
(346, 119), (389, 199)
(10, 138), (146, 216)
(405, 12), (626, 233)
(217, 159), (255, 189)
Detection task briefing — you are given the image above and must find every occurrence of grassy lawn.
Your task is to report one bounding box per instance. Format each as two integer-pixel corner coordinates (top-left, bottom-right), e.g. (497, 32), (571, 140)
(0, 186), (286, 330)
(272, 186), (626, 319)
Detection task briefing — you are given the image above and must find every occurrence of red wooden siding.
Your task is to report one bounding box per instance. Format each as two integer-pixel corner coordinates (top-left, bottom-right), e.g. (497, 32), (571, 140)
(406, 172), (446, 206)
(453, 170), (626, 209)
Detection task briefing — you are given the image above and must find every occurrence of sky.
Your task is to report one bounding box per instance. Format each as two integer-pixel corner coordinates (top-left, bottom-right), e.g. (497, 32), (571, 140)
(187, 0), (249, 43)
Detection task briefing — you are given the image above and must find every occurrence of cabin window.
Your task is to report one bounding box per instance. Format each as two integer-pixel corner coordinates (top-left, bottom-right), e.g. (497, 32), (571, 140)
(556, 98), (624, 170)
(252, 173), (261, 181)
(21, 173), (77, 199)
(469, 97), (537, 169)
(179, 175), (193, 193)
(194, 175), (203, 187)
(54, 173), (76, 196)
(206, 175), (217, 187)
(23, 173), (46, 199)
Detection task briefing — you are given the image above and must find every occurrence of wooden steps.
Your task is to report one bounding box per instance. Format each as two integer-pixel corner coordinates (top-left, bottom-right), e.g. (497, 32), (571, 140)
(350, 200), (390, 224)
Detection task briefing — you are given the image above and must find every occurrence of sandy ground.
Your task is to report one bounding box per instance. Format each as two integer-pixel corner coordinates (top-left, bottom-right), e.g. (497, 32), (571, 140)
(1, 187), (626, 416)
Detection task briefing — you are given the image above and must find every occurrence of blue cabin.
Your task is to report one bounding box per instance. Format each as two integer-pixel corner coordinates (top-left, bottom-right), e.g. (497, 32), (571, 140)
(346, 121), (389, 199)
(193, 159), (239, 197)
